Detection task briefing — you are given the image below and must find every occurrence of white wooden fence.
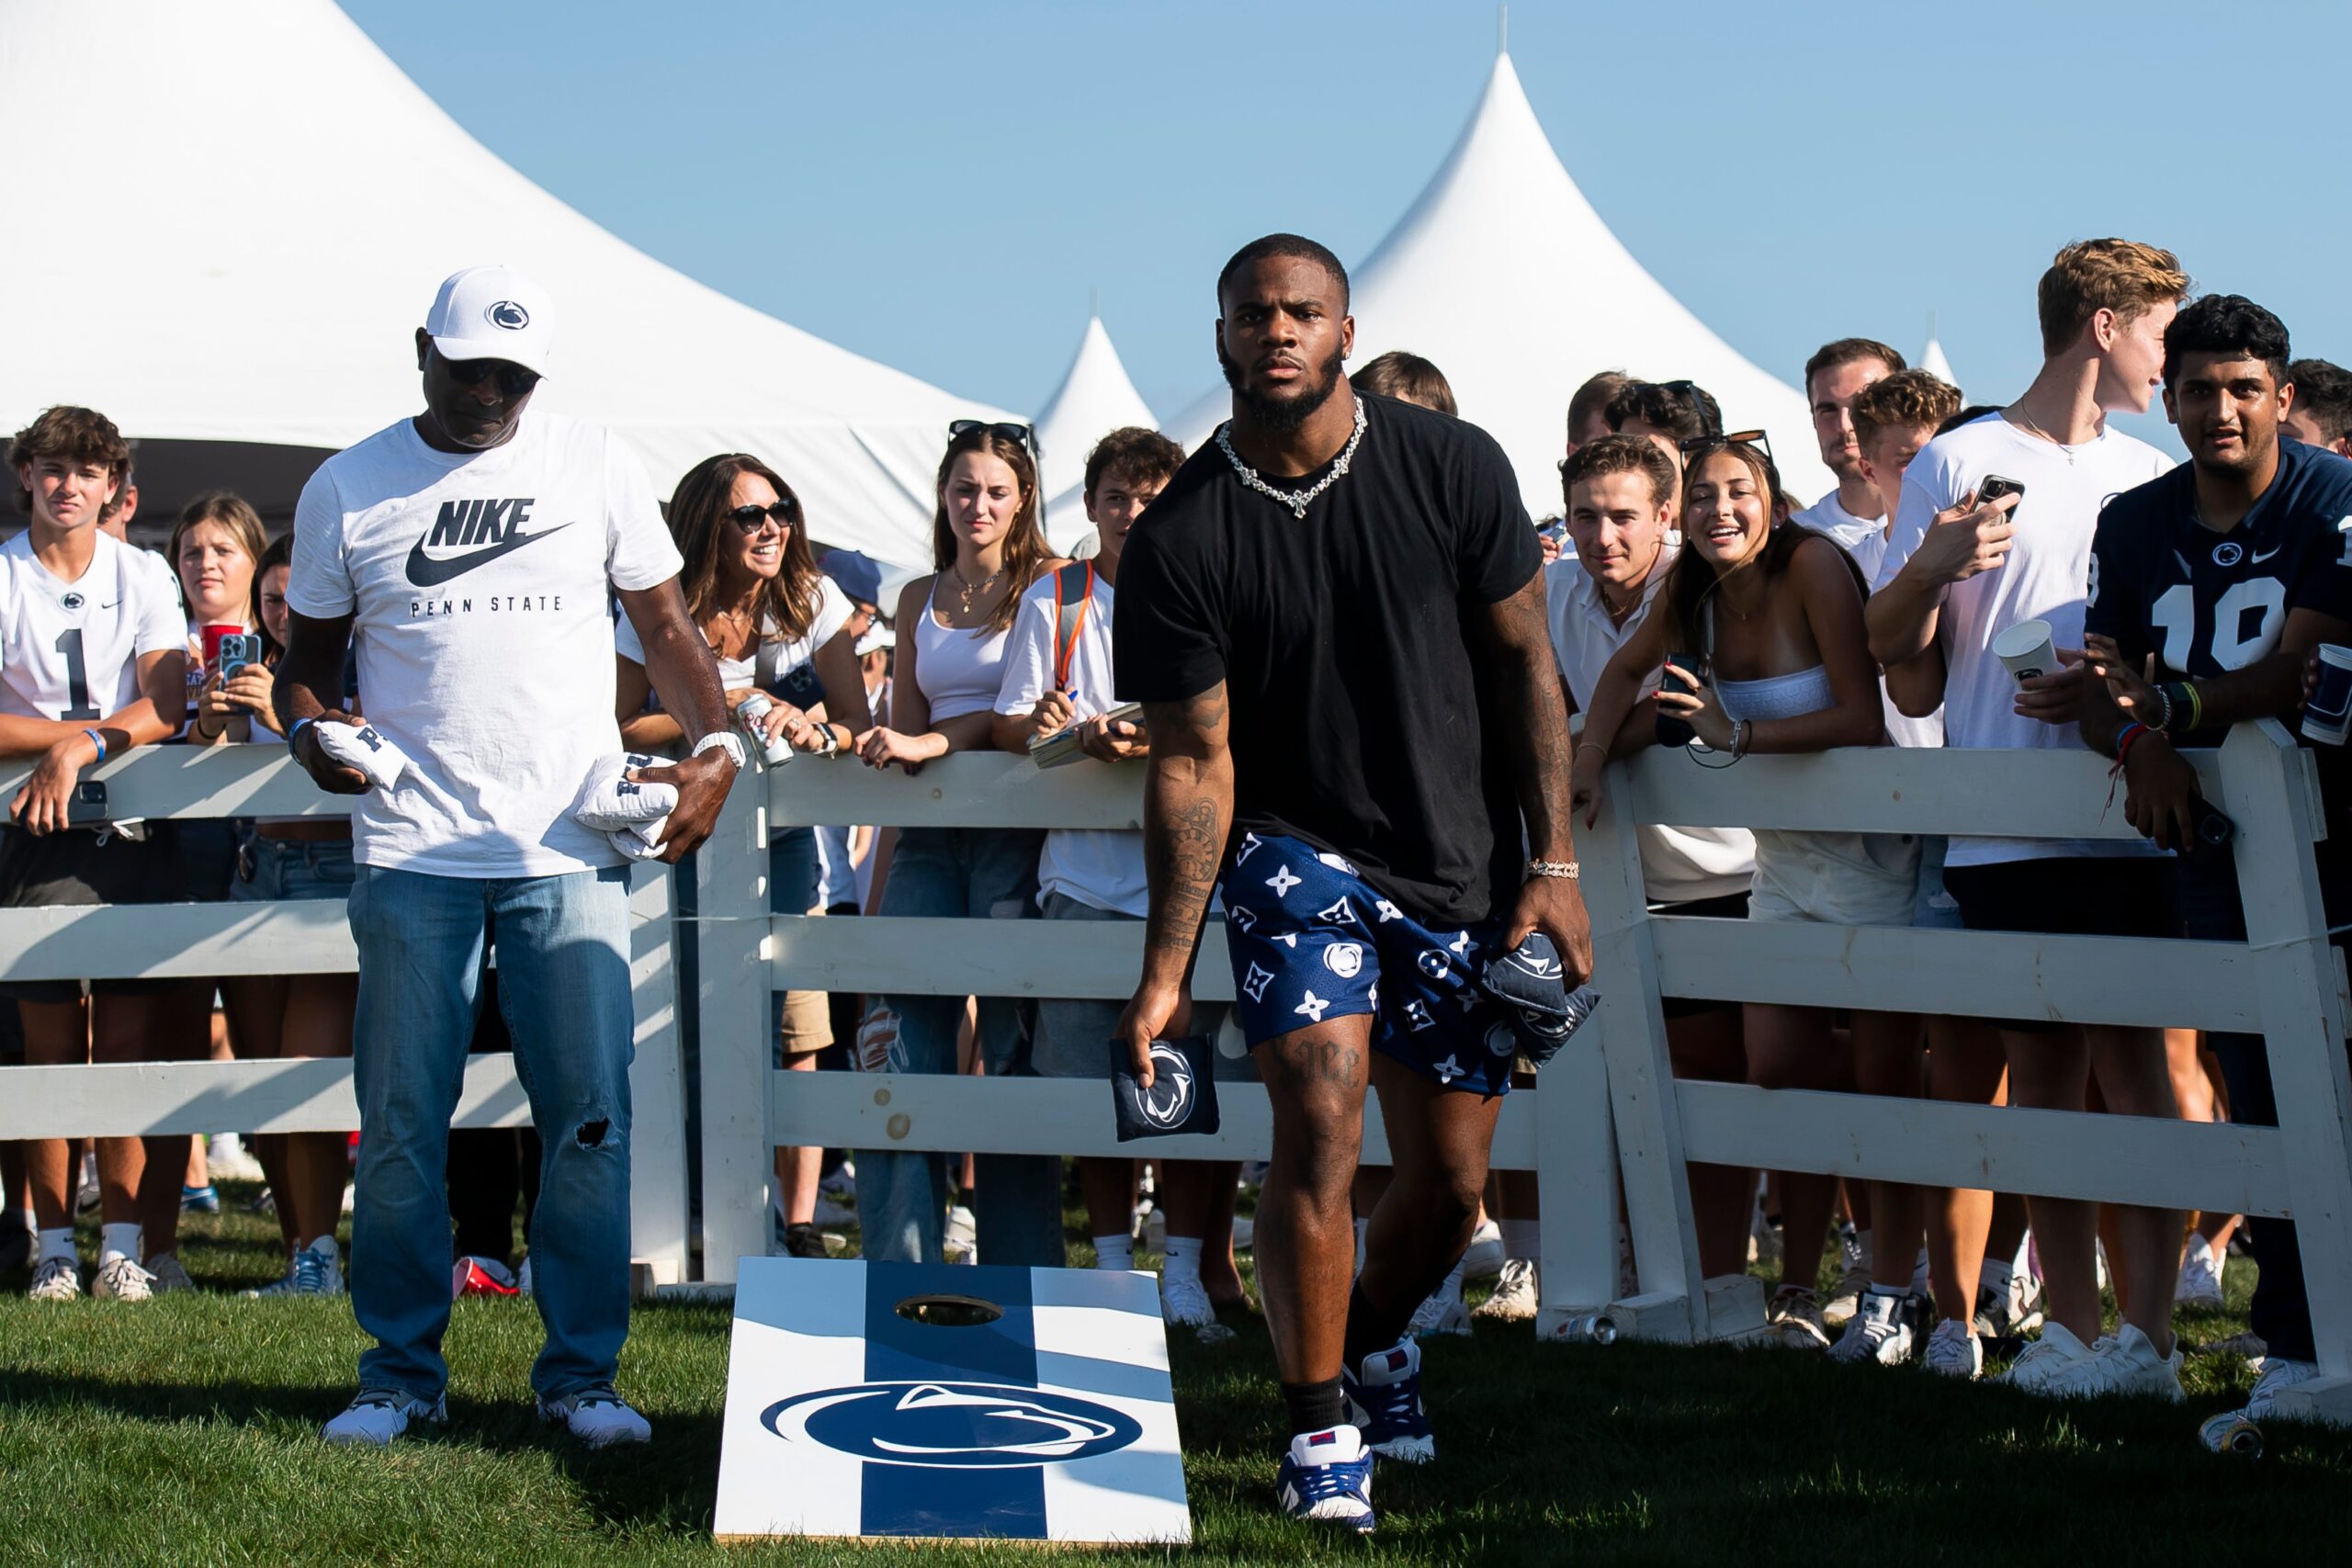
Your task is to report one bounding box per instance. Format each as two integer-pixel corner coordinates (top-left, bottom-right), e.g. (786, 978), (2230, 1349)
(8, 726), (2352, 1427)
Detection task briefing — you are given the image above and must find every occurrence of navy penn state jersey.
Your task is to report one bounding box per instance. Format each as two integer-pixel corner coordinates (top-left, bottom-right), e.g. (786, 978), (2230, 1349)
(2086, 439), (2352, 744)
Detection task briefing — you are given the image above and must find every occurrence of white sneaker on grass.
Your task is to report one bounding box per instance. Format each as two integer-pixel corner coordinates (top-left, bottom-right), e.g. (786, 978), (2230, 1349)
(1273, 1426), (1375, 1531)
(1923, 1318), (1984, 1379)
(1461, 1218), (1505, 1282)
(285, 1235), (345, 1297)
(1159, 1269), (1216, 1328)
(92, 1257), (155, 1302)
(2000, 1322), (2097, 1393)
(323, 1389), (447, 1446)
(28, 1256), (81, 1301)
(207, 1133), (267, 1184)
(2245, 1356), (2323, 1422)
(1407, 1260), (1471, 1337)
(148, 1254), (197, 1294)
(1821, 1261), (1873, 1328)
(2029, 1324), (2185, 1403)
(538, 1384), (652, 1448)
(1473, 1258), (1539, 1323)
(1828, 1289), (1912, 1365)
(2176, 1236), (2225, 1311)
(1768, 1285), (1831, 1349)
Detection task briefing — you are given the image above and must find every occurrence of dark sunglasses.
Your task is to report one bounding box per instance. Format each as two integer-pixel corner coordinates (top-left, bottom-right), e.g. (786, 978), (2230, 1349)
(1679, 429), (1772, 465)
(444, 357), (541, 398)
(949, 419), (1040, 459)
(727, 501), (798, 532)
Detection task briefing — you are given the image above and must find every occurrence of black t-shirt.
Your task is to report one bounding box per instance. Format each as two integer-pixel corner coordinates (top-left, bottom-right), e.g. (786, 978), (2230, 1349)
(1114, 390), (1540, 924)
(2086, 438), (2352, 746)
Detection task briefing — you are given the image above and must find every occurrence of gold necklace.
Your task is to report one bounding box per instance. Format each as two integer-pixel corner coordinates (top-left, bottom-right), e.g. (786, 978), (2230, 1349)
(952, 562), (1005, 615)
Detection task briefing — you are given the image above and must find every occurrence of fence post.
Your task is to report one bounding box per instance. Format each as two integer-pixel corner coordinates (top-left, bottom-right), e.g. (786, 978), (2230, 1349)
(626, 859), (689, 1288)
(2221, 723), (2352, 1423)
(1577, 773), (1710, 1341)
(694, 764), (771, 1285)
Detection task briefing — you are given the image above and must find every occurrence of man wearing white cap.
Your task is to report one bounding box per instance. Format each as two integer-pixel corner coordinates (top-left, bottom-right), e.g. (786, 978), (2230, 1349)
(277, 265), (741, 1448)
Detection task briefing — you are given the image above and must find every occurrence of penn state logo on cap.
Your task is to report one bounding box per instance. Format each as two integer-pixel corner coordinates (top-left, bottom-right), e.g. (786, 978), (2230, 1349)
(424, 264), (555, 378)
(485, 299), (530, 331)
(762, 1382), (1140, 1468)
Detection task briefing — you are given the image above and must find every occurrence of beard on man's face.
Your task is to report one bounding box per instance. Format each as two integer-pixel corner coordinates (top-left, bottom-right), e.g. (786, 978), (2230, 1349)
(1218, 339), (1345, 436)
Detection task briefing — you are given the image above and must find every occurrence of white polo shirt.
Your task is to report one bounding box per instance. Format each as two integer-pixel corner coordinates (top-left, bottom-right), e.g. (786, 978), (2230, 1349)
(1544, 547), (1753, 906)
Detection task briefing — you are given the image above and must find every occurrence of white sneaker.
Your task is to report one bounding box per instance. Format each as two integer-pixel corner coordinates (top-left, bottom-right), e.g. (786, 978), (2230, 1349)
(2000, 1321), (2097, 1393)
(1273, 1426), (1375, 1530)
(538, 1384), (652, 1448)
(2027, 1325), (2185, 1403)
(323, 1389), (447, 1446)
(28, 1255), (81, 1301)
(1473, 1258), (1539, 1322)
(92, 1257), (156, 1302)
(2245, 1356), (2324, 1422)
(1828, 1289), (1913, 1365)
(207, 1134), (267, 1184)
(1973, 1269), (2045, 1337)
(1768, 1286), (1831, 1350)
(286, 1235), (345, 1297)
(1821, 1262), (1873, 1328)
(2176, 1236), (2225, 1311)
(1159, 1269), (1216, 1328)
(1923, 1317), (1984, 1379)
(944, 1204), (978, 1263)
(148, 1254), (197, 1294)
(1461, 1218), (1505, 1282)
(1408, 1261), (1471, 1337)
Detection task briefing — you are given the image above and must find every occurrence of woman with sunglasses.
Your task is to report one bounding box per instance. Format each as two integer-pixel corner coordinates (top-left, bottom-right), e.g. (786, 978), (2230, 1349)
(852, 423), (1065, 1266)
(1570, 438), (1920, 1355)
(615, 453), (872, 1258)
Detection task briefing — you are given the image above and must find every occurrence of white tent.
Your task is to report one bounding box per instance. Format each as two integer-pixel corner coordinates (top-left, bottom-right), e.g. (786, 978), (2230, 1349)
(0, 0), (1015, 570)
(1035, 313), (1158, 552)
(1168, 51), (1832, 512)
(1920, 333), (1962, 399)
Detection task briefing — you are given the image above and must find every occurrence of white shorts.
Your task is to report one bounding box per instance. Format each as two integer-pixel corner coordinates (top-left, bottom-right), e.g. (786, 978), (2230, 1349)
(1747, 829), (1921, 928)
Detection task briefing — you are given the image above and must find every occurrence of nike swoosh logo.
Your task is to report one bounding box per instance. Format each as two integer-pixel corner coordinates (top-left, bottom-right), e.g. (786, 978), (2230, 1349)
(404, 523), (571, 587)
(2251, 547), (2281, 563)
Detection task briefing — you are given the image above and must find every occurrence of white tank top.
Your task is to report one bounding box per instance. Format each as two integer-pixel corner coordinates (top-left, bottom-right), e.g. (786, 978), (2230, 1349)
(913, 581), (1011, 722)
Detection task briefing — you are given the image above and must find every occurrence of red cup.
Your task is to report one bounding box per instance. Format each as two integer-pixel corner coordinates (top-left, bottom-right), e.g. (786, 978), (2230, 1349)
(199, 623), (242, 672)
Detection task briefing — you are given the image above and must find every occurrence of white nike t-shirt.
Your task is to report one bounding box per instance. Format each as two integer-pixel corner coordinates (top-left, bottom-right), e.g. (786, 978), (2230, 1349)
(614, 573), (854, 710)
(997, 566), (1147, 918)
(0, 530), (187, 722)
(1873, 412), (2172, 867)
(288, 412), (684, 877)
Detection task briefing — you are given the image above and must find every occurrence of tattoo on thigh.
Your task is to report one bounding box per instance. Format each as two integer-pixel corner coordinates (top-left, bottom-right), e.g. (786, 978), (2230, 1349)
(1265, 1031), (1364, 1088)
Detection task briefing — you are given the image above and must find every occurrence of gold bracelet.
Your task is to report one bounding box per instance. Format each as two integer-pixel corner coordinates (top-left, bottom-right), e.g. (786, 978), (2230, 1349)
(1574, 739), (1609, 763)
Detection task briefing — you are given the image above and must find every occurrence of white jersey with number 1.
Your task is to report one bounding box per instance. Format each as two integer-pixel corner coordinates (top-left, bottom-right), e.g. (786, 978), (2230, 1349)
(0, 530), (187, 722)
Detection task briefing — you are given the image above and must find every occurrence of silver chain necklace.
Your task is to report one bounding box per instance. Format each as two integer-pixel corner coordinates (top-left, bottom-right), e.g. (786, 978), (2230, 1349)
(1215, 395), (1367, 519)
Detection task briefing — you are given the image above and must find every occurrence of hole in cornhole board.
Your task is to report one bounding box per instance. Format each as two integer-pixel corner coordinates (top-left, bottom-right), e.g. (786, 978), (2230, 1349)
(894, 1293), (1003, 1328)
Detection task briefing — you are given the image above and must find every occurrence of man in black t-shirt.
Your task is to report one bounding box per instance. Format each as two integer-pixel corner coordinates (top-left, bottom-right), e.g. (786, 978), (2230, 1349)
(1114, 234), (1591, 1530)
(2082, 294), (2352, 1416)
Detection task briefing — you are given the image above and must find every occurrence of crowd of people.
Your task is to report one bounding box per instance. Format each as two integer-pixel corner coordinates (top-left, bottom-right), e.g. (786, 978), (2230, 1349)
(4, 232), (2350, 1528)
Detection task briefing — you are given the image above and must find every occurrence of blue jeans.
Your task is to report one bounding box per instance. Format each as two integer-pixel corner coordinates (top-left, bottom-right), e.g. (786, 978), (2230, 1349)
(347, 864), (636, 1402)
(856, 826), (1060, 1267)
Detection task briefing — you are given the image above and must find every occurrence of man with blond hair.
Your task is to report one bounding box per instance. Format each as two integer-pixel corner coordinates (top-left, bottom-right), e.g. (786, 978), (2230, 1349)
(1867, 238), (2188, 1393)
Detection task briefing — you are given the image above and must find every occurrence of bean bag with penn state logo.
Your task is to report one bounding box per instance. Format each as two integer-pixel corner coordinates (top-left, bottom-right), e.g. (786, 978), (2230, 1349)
(1477, 934), (1600, 1068)
(1108, 1033), (1218, 1142)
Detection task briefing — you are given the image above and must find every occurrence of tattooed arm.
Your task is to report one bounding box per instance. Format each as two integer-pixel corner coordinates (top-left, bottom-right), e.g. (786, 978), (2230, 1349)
(1470, 572), (1595, 986)
(1113, 681), (1234, 1087)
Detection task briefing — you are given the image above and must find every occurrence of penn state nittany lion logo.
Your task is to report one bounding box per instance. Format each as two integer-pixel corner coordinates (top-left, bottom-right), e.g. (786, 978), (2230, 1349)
(486, 299), (530, 331)
(762, 1382), (1140, 1468)
(1138, 1042), (1193, 1129)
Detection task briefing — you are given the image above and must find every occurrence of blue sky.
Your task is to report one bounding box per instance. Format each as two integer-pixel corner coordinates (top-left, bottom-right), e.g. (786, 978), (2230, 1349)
(345, 0), (2350, 452)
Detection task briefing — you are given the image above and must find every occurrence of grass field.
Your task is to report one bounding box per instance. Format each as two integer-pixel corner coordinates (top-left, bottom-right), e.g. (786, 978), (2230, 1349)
(6, 1186), (2352, 1566)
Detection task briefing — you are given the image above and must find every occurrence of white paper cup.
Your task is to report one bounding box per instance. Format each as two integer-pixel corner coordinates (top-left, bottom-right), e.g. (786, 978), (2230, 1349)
(2304, 644), (2352, 745)
(1992, 618), (2057, 683)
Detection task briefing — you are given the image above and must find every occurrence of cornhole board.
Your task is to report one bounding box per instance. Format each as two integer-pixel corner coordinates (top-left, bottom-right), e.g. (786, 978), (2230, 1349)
(714, 1258), (1192, 1545)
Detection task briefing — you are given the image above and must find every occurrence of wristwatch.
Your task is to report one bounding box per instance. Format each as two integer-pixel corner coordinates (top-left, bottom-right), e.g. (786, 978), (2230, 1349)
(691, 731), (748, 770)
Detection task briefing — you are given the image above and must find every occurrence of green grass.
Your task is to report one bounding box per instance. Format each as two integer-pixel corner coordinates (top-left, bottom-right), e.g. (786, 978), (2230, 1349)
(6, 1190), (2352, 1565)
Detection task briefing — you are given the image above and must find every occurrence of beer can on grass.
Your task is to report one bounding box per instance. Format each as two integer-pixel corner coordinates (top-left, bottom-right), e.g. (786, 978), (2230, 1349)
(2199, 1410), (2263, 1457)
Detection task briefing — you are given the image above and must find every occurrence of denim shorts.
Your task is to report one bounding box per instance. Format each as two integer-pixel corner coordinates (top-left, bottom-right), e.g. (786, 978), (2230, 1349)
(232, 836), (358, 903)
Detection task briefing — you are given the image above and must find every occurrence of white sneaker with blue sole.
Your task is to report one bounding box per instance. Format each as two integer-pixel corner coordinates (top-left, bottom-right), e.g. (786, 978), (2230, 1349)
(1273, 1426), (1375, 1531)
(1343, 1336), (1434, 1463)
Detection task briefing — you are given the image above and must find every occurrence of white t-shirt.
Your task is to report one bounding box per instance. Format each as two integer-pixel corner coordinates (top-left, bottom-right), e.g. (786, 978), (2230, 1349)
(0, 530), (187, 722)
(1791, 491), (1887, 582)
(1543, 550), (1754, 905)
(1873, 412), (2172, 866)
(615, 573), (854, 714)
(288, 412), (684, 877)
(996, 565), (1147, 917)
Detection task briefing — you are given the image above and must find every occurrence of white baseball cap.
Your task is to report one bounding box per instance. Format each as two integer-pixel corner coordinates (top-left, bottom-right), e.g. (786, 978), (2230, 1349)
(424, 265), (556, 378)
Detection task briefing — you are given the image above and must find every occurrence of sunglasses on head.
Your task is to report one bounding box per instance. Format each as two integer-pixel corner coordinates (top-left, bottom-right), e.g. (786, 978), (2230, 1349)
(1679, 429), (1772, 464)
(443, 356), (541, 398)
(949, 419), (1040, 459)
(727, 501), (797, 532)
